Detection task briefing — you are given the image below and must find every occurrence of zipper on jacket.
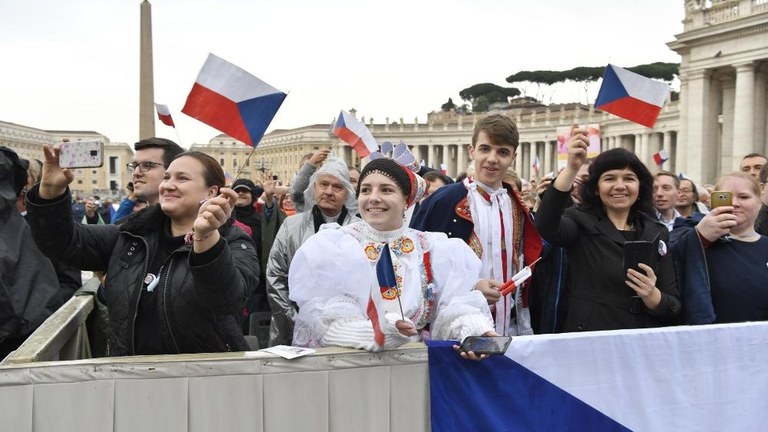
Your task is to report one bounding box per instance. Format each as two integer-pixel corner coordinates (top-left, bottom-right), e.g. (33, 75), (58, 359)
(128, 233), (151, 355)
(162, 256), (181, 353)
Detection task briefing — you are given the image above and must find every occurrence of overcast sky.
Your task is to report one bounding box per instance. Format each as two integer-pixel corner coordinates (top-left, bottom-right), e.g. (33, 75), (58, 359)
(1, 0), (684, 147)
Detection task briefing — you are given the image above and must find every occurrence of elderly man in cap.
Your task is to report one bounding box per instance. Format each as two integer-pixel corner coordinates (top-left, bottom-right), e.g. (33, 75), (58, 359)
(266, 157), (359, 346)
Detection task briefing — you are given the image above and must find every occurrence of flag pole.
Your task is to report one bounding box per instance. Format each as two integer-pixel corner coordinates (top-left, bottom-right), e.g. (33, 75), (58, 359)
(232, 146), (257, 183)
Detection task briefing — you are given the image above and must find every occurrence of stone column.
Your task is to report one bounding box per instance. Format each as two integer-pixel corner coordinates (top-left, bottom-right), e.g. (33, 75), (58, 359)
(683, 69), (712, 182)
(662, 131), (672, 172)
(543, 140), (552, 177)
(457, 144), (467, 178)
(428, 144), (436, 170)
(733, 62), (755, 169)
(521, 142), (530, 179)
(721, 79), (736, 173)
(139, 0), (156, 140)
(754, 70), (766, 152)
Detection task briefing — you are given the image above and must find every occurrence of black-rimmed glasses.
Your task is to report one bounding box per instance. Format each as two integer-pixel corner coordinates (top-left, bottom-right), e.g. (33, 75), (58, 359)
(126, 161), (164, 173)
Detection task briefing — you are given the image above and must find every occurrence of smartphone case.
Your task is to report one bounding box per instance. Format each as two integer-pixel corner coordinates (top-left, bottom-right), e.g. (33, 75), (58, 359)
(622, 240), (658, 274)
(460, 336), (512, 355)
(59, 141), (104, 168)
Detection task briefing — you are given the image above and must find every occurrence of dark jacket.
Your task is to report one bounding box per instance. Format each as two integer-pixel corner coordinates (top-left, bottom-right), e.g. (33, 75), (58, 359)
(668, 214), (717, 324)
(411, 182), (542, 266)
(756, 204), (768, 236)
(26, 186), (259, 356)
(535, 187), (681, 331)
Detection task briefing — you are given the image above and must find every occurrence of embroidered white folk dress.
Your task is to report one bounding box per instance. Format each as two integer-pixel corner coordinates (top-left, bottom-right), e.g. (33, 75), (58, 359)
(289, 221), (494, 351)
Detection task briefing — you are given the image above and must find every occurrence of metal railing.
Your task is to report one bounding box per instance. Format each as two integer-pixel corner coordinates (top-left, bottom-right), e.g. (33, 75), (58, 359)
(1, 278), (98, 365)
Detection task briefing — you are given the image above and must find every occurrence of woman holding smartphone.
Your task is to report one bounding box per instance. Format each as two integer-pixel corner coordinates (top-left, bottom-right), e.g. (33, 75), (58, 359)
(27, 146), (259, 355)
(535, 129), (680, 331)
(670, 172), (768, 324)
(288, 158), (496, 358)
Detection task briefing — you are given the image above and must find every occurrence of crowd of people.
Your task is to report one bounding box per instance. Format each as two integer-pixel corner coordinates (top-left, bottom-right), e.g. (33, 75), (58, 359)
(2, 114), (767, 360)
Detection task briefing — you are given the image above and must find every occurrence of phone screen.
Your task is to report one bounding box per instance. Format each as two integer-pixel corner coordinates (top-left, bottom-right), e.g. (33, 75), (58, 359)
(460, 336), (512, 355)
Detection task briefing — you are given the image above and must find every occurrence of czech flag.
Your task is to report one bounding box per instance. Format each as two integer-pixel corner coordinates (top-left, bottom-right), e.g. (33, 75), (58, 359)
(367, 243), (401, 347)
(653, 149), (669, 166)
(595, 64), (670, 128)
(332, 110), (378, 158)
(532, 155), (541, 177)
(154, 103), (175, 128)
(182, 53), (287, 147)
(428, 322), (768, 431)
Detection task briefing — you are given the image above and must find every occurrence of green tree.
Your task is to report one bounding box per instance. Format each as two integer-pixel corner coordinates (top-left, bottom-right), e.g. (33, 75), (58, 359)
(459, 83), (521, 110)
(472, 96), (490, 112)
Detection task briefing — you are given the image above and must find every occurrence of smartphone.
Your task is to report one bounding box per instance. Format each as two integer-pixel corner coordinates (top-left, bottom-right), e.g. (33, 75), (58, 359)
(711, 191), (732, 209)
(623, 240), (657, 274)
(459, 336), (512, 355)
(59, 140), (104, 168)
(272, 175), (279, 181)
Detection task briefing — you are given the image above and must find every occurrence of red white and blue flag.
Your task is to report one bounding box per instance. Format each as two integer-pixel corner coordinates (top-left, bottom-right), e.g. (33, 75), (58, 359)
(332, 110), (379, 158)
(595, 64), (670, 128)
(428, 322), (768, 431)
(154, 103), (175, 128)
(532, 155), (541, 177)
(368, 244), (402, 347)
(653, 149), (670, 166)
(182, 53), (287, 147)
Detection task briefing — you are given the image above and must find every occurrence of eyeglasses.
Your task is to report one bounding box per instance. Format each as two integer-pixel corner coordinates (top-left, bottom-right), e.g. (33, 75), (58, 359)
(126, 161), (164, 173)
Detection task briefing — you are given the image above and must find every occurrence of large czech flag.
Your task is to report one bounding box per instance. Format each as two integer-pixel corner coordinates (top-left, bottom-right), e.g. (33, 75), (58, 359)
(332, 110), (379, 158)
(182, 53), (286, 147)
(428, 322), (768, 431)
(595, 64), (670, 128)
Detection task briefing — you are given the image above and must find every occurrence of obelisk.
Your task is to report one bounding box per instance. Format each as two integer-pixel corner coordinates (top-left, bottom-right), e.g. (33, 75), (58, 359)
(139, 0), (155, 140)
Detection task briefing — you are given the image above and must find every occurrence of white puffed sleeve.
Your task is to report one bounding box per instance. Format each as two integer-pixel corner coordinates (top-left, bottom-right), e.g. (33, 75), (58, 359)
(289, 228), (410, 351)
(427, 234), (495, 342)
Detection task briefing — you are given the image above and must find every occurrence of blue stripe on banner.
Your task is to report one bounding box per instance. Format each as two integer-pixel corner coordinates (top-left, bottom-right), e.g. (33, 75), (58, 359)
(595, 65), (629, 108)
(236, 92), (287, 147)
(426, 341), (629, 432)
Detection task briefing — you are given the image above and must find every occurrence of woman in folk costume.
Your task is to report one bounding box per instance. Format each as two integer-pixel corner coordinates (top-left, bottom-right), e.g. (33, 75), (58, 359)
(289, 157), (496, 354)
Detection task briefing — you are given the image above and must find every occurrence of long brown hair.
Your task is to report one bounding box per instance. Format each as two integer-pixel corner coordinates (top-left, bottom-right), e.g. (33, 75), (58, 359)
(173, 151), (225, 190)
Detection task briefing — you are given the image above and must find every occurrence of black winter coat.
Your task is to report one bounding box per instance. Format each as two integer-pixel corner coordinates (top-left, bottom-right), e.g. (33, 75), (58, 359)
(27, 187), (259, 356)
(535, 188), (680, 331)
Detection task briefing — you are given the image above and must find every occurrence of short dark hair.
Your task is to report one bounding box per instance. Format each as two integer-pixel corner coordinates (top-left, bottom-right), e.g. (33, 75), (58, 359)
(759, 163), (768, 184)
(654, 171), (680, 188)
(422, 170), (454, 185)
(741, 153), (767, 161)
(134, 137), (184, 168)
(472, 114), (519, 151)
(679, 178), (699, 201)
(580, 148), (654, 216)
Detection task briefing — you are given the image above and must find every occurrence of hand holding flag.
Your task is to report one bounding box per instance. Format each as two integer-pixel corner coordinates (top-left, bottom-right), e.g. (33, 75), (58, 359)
(499, 257), (541, 297)
(182, 53), (287, 148)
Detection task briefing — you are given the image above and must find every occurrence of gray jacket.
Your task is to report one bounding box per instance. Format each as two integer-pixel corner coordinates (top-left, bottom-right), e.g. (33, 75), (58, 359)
(266, 206), (358, 346)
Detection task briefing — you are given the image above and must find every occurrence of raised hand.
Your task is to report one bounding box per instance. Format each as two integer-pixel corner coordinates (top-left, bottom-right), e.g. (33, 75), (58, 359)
(194, 187), (238, 240)
(39, 144), (75, 199)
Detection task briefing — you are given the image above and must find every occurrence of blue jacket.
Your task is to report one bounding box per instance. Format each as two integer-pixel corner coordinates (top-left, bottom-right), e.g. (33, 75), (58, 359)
(669, 214), (717, 324)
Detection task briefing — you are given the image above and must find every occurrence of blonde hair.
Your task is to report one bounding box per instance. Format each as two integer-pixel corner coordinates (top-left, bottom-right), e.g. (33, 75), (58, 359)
(715, 171), (761, 197)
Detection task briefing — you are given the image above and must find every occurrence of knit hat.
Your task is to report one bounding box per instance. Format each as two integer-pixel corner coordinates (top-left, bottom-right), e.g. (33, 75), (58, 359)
(358, 158), (426, 208)
(232, 178), (261, 197)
